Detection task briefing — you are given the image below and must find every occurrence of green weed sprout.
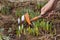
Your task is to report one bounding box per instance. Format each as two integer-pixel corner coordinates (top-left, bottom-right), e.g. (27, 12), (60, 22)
(27, 26), (39, 36)
(0, 34), (2, 40)
(1, 6), (11, 15)
(16, 25), (24, 37)
(27, 27), (32, 35)
(40, 19), (52, 32)
(34, 26), (39, 36)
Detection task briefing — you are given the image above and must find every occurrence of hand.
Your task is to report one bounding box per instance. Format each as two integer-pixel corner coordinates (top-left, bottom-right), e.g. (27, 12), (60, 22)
(40, 0), (57, 17)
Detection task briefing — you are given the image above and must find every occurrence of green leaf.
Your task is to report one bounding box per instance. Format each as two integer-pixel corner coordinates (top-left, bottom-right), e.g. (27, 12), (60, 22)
(0, 34), (2, 40)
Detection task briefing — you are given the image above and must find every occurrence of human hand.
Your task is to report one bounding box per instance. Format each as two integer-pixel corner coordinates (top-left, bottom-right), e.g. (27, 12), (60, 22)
(40, 0), (56, 17)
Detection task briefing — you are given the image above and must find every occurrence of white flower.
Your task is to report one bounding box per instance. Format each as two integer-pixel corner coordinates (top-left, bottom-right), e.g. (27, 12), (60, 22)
(18, 18), (20, 24)
(21, 15), (25, 21)
(18, 25), (20, 30)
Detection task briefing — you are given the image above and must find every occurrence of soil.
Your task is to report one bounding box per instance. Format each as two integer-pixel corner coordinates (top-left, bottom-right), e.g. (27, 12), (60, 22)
(0, 0), (60, 40)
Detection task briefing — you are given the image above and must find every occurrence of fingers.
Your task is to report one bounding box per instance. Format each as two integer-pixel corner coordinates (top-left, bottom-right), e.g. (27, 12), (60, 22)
(41, 5), (46, 16)
(45, 11), (54, 18)
(41, 0), (55, 16)
(41, 10), (54, 19)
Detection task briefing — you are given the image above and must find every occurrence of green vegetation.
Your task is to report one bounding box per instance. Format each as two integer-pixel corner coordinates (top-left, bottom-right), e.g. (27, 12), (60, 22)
(14, 1), (53, 36)
(0, 34), (10, 40)
(16, 19), (52, 36)
(0, 6), (11, 15)
(15, 7), (53, 36)
(0, 1), (55, 39)
(0, 34), (2, 40)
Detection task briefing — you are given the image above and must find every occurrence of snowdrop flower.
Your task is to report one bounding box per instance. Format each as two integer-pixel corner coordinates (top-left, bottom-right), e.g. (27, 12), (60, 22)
(18, 18), (20, 24)
(18, 25), (20, 30)
(21, 15), (25, 21)
(18, 18), (20, 30)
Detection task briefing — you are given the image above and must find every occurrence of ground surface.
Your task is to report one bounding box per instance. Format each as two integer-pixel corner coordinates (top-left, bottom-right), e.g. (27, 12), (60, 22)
(0, 0), (60, 40)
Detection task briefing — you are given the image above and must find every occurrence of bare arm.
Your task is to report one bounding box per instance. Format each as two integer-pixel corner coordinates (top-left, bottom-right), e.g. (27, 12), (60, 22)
(41, 0), (59, 16)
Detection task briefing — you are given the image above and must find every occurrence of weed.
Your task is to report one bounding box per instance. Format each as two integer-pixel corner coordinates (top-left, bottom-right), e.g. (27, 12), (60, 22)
(0, 34), (2, 40)
(1, 6), (11, 15)
(15, 2), (52, 36)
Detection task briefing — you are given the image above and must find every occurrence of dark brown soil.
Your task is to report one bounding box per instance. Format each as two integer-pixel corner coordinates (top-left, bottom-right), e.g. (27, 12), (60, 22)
(0, 0), (60, 40)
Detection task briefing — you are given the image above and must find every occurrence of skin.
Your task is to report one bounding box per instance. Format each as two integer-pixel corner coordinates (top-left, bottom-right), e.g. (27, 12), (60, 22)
(41, 0), (59, 17)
